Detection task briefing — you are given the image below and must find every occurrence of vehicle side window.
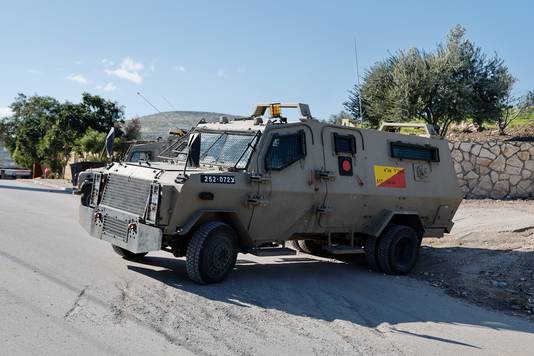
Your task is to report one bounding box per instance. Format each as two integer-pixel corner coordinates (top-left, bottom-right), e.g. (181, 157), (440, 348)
(264, 130), (306, 171)
(130, 151), (152, 162)
(333, 133), (356, 154)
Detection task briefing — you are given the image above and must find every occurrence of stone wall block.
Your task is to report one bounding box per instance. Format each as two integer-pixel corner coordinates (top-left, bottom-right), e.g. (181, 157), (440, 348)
(504, 164), (522, 175)
(502, 144), (520, 158)
(451, 149), (463, 162)
(479, 148), (496, 159)
(507, 155), (523, 168)
(471, 144), (482, 156)
(518, 151), (529, 161)
(489, 155), (506, 172)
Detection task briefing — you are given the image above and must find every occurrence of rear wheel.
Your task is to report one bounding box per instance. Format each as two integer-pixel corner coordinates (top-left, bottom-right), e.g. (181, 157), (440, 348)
(377, 225), (421, 275)
(186, 221), (238, 284)
(364, 236), (381, 272)
(111, 245), (147, 260)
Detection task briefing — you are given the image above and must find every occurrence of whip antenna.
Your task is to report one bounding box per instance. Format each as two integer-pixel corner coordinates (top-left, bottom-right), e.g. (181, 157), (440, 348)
(137, 91), (161, 113)
(354, 38), (363, 122)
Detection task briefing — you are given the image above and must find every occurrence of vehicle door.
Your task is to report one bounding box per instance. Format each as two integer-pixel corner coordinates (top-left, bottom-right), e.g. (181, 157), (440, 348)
(248, 125), (320, 241)
(317, 126), (367, 232)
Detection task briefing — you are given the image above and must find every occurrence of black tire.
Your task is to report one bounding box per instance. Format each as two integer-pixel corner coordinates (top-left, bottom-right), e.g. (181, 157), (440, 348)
(186, 221), (238, 284)
(80, 183), (92, 207)
(297, 240), (324, 255)
(111, 245), (148, 260)
(377, 225), (421, 275)
(364, 236), (381, 272)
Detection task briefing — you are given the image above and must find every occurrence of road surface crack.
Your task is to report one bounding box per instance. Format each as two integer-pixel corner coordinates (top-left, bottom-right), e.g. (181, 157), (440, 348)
(64, 285), (89, 320)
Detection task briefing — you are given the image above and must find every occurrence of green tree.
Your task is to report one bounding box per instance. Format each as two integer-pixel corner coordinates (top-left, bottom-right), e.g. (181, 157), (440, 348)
(0, 93), (125, 176)
(74, 128), (107, 158)
(497, 91), (534, 135)
(344, 25), (514, 136)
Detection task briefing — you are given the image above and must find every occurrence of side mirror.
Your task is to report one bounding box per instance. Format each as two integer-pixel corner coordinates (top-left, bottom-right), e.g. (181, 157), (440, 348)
(187, 133), (201, 167)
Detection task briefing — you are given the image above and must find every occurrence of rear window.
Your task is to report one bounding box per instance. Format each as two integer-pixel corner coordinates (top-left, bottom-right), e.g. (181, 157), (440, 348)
(264, 131), (306, 171)
(390, 141), (440, 162)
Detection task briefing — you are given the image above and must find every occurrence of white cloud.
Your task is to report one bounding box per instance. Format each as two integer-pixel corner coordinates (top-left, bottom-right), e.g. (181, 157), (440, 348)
(0, 107), (13, 118)
(105, 57), (143, 84)
(66, 74), (88, 84)
(101, 58), (114, 67)
(26, 68), (41, 74)
(96, 82), (117, 92)
(174, 65), (186, 72)
(217, 69), (227, 78)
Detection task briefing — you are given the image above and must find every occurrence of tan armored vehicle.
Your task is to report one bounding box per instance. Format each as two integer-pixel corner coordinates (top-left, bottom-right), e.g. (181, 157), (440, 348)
(79, 103), (462, 284)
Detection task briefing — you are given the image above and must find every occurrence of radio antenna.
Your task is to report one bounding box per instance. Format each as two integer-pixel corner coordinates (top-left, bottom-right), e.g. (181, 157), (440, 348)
(354, 38), (363, 122)
(137, 91), (161, 113)
(162, 96), (177, 111)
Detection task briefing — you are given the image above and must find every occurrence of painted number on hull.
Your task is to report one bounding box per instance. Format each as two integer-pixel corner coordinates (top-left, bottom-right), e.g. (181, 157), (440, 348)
(374, 165), (406, 188)
(200, 174), (236, 184)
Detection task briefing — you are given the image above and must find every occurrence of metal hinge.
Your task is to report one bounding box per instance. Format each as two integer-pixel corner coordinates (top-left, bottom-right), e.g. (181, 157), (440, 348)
(248, 174), (272, 183)
(315, 170), (336, 181)
(316, 206), (333, 214)
(247, 196), (270, 207)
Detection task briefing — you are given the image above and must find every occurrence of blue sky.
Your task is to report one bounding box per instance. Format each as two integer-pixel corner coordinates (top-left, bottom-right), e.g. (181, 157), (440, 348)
(0, 0), (532, 120)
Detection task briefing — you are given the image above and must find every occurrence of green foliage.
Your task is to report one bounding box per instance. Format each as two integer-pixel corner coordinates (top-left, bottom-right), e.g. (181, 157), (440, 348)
(497, 91), (534, 135)
(344, 25), (515, 136)
(0, 93), (124, 176)
(74, 129), (107, 157)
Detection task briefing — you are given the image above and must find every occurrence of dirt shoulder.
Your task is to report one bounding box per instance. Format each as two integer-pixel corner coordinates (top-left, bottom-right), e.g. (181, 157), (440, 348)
(414, 199), (534, 320)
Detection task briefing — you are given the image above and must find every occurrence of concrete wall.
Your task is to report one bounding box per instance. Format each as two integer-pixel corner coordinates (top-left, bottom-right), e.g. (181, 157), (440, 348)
(450, 140), (534, 199)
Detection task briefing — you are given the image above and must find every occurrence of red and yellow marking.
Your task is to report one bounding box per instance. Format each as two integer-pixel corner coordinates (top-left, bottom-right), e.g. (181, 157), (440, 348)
(374, 165), (406, 188)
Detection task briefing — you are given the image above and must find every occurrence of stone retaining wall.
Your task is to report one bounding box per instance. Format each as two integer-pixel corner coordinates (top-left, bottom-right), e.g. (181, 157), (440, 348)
(450, 140), (534, 199)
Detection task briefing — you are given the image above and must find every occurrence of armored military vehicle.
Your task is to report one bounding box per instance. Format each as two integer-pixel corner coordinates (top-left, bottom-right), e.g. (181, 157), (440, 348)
(78, 103), (462, 284)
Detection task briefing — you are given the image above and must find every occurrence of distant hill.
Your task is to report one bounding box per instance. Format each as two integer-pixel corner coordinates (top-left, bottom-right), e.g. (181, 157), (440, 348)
(133, 111), (243, 140)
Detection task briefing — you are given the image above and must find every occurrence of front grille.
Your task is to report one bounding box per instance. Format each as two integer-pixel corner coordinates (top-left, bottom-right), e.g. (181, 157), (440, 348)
(102, 215), (129, 242)
(100, 174), (152, 216)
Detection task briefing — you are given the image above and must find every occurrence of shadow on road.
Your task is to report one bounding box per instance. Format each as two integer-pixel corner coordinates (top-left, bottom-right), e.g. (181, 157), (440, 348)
(127, 251), (534, 348)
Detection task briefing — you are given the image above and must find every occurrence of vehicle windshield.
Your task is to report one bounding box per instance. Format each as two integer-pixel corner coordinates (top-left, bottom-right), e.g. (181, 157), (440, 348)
(199, 131), (258, 168)
(166, 130), (258, 168)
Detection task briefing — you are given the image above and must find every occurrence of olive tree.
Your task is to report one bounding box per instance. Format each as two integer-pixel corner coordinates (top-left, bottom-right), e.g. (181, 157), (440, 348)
(344, 25), (514, 136)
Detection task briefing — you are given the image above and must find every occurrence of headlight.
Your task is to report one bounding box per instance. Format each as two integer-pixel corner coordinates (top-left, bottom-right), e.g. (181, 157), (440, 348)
(146, 183), (160, 224)
(89, 173), (103, 207)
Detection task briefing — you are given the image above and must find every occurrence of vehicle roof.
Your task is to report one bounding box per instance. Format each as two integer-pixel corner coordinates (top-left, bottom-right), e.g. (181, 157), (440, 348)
(196, 119), (266, 133)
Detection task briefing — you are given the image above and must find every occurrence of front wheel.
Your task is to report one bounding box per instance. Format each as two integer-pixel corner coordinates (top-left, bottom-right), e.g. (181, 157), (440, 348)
(111, 245), (147, 260)
(186, 222), (238, 284)
(297, 240), (324, 255)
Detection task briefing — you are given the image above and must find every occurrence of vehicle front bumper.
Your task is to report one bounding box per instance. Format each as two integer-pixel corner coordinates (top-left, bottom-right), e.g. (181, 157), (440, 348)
(78, 205), (163, 254)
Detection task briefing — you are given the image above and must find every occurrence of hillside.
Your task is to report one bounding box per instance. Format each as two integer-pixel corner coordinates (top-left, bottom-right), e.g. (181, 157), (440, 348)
(134, 111), (242, 140)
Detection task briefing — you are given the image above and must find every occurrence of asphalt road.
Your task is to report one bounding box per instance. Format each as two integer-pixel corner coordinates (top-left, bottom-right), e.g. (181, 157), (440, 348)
(1, 179), (533, 356)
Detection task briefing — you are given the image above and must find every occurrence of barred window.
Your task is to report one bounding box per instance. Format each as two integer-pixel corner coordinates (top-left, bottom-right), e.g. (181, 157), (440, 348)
(390, 141), (440, 162)
(333, 133), (356, 154)
(264, 131), (306, 171)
